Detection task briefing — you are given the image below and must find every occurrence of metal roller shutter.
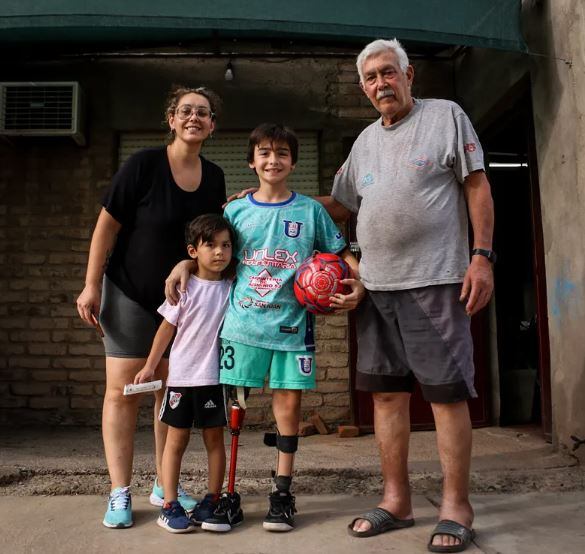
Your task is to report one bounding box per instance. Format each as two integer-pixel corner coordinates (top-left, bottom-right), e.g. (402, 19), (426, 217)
(118, 131), (319, 197)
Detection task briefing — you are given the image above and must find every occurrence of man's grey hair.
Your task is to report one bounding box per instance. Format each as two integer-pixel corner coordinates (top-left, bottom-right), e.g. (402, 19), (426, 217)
(356, 38), (410, 84)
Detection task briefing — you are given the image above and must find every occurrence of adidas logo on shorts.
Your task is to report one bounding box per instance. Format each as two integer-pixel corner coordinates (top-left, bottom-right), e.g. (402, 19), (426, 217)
(204, 399), (217, 409)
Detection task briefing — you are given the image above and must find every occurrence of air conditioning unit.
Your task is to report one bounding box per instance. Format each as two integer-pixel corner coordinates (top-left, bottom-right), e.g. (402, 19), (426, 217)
(0, 82), (85, 145)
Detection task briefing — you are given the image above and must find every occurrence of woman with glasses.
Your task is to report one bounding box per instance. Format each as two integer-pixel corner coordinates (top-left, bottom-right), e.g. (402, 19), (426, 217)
(76, 85), (226, 528)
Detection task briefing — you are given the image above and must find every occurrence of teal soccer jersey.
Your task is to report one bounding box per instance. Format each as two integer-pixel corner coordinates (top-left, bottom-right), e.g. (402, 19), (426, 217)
(220, 192), (347, 351)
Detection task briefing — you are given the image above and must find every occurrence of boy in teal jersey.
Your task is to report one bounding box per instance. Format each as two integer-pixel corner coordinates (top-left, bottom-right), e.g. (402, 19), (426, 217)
(208, 123), (364, 532)
(164, 123), (364, 532)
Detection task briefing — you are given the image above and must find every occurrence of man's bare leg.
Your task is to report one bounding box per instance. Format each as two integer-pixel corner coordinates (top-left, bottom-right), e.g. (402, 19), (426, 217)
(430, 400), (474, 548)
(352, 392), (413, 533)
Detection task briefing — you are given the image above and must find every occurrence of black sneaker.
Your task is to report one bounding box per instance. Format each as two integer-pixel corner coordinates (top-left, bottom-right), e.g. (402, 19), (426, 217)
(190, 493), (219, 525)
(201, 492), (244, 533)
(263, 490), (297, 532)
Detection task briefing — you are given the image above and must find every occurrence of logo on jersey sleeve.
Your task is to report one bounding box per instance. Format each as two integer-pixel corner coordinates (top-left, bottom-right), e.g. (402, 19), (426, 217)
(284, 220), (303, 238)
(297, 356), (314, 376)
(169, 391), (182, 409)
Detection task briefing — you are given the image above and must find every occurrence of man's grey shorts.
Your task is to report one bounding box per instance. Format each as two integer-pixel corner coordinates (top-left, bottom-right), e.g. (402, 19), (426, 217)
(356, 284), (477, 403)
(99, 276), (170, 359)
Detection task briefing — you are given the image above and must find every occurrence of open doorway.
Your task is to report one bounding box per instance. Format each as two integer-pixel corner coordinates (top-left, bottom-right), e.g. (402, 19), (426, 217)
(483, 90), (552, 440)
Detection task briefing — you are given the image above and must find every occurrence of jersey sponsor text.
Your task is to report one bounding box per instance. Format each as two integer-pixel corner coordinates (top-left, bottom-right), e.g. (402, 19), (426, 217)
(242, 248), (299, 270)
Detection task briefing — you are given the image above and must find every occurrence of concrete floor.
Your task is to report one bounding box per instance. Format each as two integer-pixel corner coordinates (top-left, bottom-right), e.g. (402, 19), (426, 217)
(1, 425), (584, 553)
(1, 493), (585, 553)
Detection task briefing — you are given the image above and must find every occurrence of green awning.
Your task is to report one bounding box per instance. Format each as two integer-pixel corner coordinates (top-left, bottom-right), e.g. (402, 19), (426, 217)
(0, 0), (526, 52)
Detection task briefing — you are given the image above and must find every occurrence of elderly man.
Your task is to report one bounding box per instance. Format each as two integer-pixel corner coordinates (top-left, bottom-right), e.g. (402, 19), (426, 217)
(322, 39), (494, 552)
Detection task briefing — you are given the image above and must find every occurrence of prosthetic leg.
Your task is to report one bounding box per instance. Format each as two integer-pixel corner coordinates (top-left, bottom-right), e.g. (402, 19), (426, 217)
(262, 431), (299, 531)
(227, 388), (247, 495)
(200, 387), (247, 533)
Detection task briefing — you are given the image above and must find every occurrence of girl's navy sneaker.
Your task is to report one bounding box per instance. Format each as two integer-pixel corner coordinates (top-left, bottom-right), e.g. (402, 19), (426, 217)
(157, 500), (195, 534)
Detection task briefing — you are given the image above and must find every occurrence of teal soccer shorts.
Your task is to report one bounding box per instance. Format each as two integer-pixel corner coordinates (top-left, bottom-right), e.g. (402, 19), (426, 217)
(219, 339), (316, 390)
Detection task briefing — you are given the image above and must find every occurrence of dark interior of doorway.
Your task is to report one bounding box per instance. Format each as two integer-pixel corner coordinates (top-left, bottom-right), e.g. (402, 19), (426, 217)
(483, 95), (545, 429)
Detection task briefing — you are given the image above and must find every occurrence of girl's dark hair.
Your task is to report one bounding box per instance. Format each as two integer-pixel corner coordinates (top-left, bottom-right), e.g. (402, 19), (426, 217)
(185, 213), (235, 248)
(164, 85), (222, 143)
(247, 123), (299, 164)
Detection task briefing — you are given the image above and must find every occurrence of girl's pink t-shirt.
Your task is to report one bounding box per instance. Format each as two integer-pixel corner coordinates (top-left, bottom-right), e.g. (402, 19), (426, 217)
(158, 275), (231, 387)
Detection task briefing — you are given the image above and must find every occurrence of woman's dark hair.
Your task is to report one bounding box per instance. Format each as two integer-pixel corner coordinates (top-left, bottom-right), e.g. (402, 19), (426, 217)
(164, 85), (222, 143)
(246, 123), (299, 164)
(185, 213), (235, 248)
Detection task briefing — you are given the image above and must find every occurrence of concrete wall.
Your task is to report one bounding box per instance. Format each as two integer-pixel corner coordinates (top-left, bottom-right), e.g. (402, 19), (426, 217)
(454, 1), (585, 457)
(523, 0), (585, 459)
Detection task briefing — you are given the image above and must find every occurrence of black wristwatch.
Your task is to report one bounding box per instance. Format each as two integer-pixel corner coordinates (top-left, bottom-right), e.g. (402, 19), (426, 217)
(471, 248), (497, 263)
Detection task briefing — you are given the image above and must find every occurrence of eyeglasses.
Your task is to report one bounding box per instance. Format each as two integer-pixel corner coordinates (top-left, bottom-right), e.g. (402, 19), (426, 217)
(175, 104), (214, 120)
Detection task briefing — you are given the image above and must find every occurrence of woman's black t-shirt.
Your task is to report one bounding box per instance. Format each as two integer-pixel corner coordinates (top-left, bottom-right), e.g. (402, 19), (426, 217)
(103, 146), (226, 313)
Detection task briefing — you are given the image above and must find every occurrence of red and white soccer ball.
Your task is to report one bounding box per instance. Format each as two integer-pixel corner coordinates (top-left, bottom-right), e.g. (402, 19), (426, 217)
(294, 252), (351, 314)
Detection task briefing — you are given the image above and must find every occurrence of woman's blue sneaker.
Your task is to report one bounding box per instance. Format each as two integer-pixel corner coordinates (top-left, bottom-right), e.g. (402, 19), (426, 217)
(149, 478), (198, 513)
(157, 500), (195, 534)
(103, 486), (133, 528)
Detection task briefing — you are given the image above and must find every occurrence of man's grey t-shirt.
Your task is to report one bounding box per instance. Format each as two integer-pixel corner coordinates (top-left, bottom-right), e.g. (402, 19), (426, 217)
(332, 98), (485, 291)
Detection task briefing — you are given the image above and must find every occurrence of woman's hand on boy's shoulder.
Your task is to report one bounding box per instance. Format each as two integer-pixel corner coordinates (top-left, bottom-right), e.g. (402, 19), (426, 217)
(223, 187), (258, 208)
(329, 278), (366, 313)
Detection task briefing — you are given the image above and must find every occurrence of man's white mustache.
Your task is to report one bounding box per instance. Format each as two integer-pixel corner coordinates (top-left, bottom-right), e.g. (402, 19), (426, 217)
(377, 89), (395, 100)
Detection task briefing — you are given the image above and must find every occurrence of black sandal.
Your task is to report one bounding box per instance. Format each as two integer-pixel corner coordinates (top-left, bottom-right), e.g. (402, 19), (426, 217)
(347, 507), (414, 538)
(427, 519), (475, 552)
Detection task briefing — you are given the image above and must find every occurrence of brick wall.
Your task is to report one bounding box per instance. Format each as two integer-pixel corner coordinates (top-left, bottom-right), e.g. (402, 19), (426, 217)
(0, 55), (381, 428)
(0, 130), (116, 425)
(0, 145), (355, 426)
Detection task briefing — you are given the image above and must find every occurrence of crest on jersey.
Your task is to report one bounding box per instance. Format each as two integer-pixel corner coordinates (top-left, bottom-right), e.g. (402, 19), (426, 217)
(283, 220), (303, 238)
(169, 391), (182, 410)
(249, 269), (282, 297)
(297, 356), (313, 376)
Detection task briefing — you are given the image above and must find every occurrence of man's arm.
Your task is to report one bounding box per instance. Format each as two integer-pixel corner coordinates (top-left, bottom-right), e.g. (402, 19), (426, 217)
(461, 170), (495, 316)
(315, 195), (352, 224)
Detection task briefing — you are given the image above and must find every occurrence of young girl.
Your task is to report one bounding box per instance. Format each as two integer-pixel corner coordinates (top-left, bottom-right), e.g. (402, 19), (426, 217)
(134, 213), (234, 533)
